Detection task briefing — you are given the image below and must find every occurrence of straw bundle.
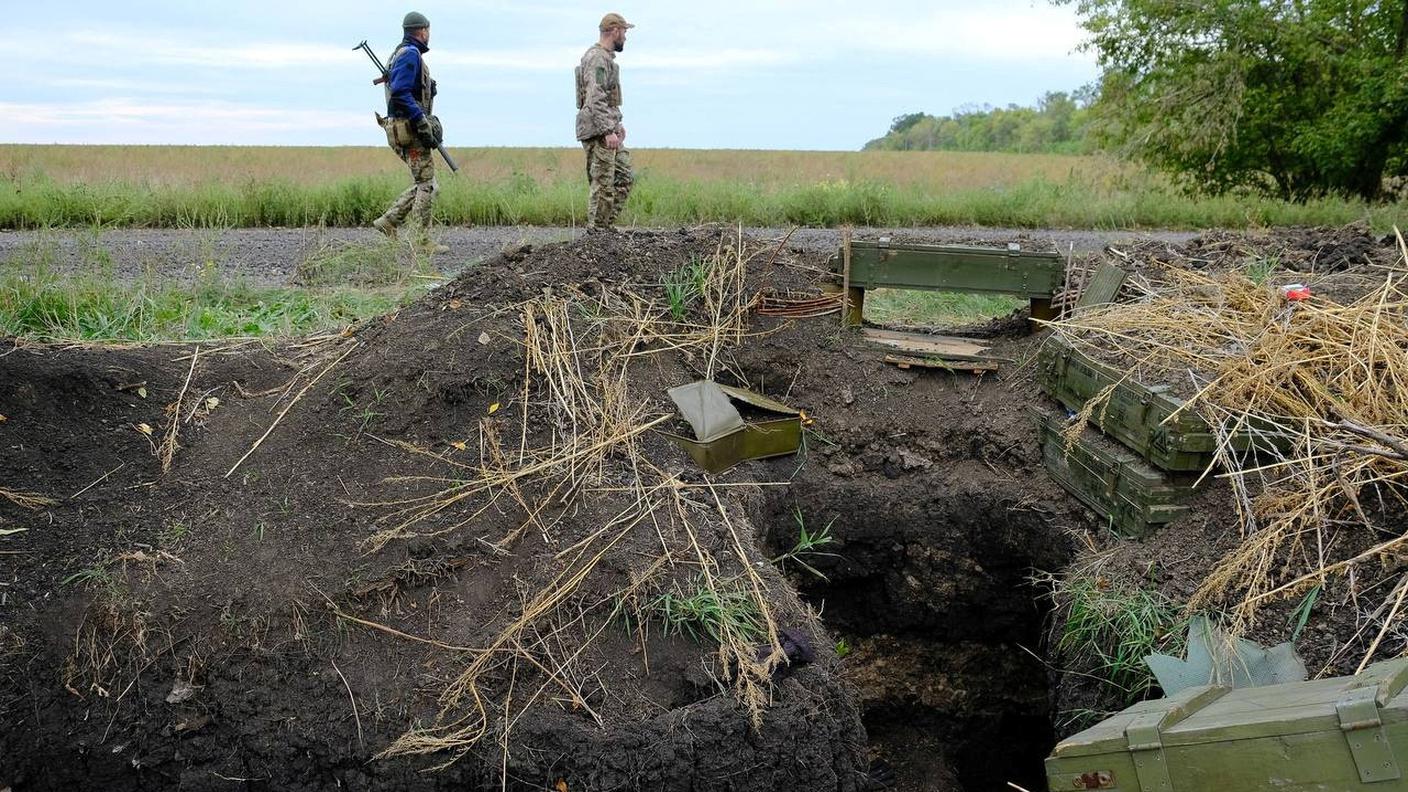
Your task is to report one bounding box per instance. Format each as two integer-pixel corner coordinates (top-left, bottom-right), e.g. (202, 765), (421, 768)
(371, 232), (785, 766)
(1050, 252), (1408, 638)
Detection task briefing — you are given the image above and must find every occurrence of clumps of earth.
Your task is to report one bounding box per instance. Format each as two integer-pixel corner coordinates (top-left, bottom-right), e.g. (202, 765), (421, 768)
(1, 224), (1399, 791)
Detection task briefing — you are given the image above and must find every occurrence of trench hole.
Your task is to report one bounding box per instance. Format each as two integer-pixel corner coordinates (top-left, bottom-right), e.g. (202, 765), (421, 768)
(764, 475), (1071, 792)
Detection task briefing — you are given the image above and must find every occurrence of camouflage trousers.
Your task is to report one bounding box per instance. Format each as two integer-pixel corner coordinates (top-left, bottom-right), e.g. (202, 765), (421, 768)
(379, 145), (437, 236)
(582, 138), (633, 229)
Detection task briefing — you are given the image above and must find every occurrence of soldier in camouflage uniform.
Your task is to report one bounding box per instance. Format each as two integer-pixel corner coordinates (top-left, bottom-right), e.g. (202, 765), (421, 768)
(373, 11), (448, 254)
(575, 13), (635, 231)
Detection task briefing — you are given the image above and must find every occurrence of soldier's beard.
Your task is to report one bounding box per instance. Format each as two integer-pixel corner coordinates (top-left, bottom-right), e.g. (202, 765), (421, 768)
(614, 40), (625, 52)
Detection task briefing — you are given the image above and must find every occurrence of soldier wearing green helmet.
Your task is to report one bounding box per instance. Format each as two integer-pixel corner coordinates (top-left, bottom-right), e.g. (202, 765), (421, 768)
(372, 11), (449, 254)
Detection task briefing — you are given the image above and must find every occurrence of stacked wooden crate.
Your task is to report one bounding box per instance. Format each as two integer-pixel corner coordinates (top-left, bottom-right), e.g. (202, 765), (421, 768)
(1034, 340), (1219, 537)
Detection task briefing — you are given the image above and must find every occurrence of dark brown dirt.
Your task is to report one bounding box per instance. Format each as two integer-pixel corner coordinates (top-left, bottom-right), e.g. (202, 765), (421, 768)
(5, 225), (1397, 792)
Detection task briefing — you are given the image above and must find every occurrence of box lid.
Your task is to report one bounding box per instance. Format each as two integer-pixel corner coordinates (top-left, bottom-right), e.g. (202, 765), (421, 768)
(1053, 659), (1408, 758)
(1162, 658), (1408, 747)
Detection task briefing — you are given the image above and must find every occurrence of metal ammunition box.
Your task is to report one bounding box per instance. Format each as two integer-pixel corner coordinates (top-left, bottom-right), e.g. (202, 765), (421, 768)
(1038, 339), (1276, 472)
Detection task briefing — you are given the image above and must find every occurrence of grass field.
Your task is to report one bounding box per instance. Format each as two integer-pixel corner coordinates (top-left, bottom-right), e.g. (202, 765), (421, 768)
(3, 145), (1401, 231)
(0, 237), (432, 342)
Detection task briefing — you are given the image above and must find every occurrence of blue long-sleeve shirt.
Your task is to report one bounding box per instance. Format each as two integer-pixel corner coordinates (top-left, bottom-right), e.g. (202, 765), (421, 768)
(387, 35), (429, 122)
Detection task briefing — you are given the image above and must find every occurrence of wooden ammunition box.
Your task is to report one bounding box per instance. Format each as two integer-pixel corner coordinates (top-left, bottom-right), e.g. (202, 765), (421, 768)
(1047, 659), (1408, 791)
(830, 240), (1065, 298)
(1038, 339), (1276, 473)
(1033, 407), (1193, 538)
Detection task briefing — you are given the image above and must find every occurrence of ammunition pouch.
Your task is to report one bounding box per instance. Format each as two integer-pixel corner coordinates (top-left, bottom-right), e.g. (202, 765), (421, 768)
(379, 113), (416, 150)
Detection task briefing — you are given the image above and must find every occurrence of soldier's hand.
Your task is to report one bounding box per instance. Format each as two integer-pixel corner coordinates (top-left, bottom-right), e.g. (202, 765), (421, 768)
(617, 125), (627, 143)
(605, 132), (622, 150)
(414, 116), (442, 148)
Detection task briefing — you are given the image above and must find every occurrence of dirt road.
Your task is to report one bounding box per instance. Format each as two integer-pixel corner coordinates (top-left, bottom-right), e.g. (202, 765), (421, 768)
(0, 225), (1198, 284)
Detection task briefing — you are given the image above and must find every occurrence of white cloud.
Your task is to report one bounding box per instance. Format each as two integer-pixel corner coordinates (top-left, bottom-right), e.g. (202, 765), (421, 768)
(44, 77), (232, 95)
(65, 31), (351, 69)
(437, 45), (797, 73)
(0, 99), (365, 143)
(843, 7), (1091, 61)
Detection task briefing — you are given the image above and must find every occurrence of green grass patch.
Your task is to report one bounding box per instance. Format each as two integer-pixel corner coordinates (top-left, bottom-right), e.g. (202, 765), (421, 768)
(0, 267), (423, 342)
(293, 239), (415, 288)
(1047, 572), (1187, 704)
(865, 290), (1025, 326)
(651, 577), (764, 643)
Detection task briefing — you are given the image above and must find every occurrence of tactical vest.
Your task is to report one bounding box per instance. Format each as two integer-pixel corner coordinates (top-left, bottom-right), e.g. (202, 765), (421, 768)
(575, 48), (621, 109)
(384, 44), (434, 118)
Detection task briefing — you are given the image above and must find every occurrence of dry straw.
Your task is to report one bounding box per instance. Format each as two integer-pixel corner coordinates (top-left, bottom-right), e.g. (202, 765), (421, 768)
(1049, 232), (1408, 657)
(356, 230), (786, 767)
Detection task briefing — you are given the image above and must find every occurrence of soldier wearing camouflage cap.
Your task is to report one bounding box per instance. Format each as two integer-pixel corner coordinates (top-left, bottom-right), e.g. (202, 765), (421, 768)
(575, 13), (635, 231)
(372, 11), (449, 254)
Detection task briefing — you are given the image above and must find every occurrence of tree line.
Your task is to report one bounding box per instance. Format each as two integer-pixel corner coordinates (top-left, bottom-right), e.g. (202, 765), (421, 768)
(864, 91), (1098, 155)
(870, 0), (1408, 202)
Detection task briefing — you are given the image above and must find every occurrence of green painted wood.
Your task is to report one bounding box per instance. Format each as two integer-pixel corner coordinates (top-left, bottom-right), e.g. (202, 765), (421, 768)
(1036, 339), (1292, 472)
(1077, 262), (1129, 309)
(831, 240), (1065, 298)
(1047, 659), (1408, 792)
(1033, 407), (1194, 537)
(1038, 339), (1214, 471)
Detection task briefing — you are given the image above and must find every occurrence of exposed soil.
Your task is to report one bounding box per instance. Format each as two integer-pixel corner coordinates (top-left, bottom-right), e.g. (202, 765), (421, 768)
(2, 224), (1400, 791)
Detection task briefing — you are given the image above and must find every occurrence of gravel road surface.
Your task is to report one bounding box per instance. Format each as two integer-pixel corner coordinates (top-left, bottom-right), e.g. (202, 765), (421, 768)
(0, 225), (1200, 285)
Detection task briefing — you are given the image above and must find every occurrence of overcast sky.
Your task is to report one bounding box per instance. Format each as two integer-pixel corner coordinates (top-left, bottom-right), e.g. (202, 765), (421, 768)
(5, 0), (1098, 150)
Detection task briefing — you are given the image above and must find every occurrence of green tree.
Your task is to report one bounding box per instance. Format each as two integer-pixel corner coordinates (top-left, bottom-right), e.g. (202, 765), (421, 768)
(1058, 0), (1408, 200)
(863, 93), (1097, 154)
(889, 112), (928, 135)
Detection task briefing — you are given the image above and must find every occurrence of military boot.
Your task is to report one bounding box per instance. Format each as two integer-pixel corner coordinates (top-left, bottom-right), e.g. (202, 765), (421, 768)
(372, 216), (398, 241)
(415, 237), (451, 255)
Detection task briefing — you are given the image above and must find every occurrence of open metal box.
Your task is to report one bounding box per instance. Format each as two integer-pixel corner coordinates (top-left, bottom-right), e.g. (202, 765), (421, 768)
(661, 381), (802, 474)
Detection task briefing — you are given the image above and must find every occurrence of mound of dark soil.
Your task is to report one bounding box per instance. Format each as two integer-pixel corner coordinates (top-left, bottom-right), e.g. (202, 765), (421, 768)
(1, 230), (877, 792)
(7, 225), (1391, 792)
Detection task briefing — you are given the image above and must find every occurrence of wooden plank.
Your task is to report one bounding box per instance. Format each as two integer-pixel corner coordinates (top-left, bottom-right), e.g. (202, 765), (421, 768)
(883, 354), (999, 373)
(1076, 261), (1129, 309)
(840, 228), (856, 327)
(862, 328), (991, 355)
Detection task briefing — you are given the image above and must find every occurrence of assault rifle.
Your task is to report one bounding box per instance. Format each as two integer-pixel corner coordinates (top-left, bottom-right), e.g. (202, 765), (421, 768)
(354, 40), (459, 173)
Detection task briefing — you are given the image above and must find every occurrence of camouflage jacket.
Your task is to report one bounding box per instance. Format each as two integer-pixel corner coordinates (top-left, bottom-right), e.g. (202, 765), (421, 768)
(575, 44), (622, 142)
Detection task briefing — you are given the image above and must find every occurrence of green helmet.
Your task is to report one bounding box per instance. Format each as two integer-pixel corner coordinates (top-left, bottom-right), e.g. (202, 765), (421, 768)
(402, 11), (430, 30)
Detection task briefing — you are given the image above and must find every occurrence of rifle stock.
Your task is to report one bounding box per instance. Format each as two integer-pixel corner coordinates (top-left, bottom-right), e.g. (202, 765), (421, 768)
(437, 146), (460, 173)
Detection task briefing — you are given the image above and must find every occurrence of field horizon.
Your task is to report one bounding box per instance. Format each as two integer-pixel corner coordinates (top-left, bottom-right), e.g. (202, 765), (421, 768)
(2, 144), (1401, 231)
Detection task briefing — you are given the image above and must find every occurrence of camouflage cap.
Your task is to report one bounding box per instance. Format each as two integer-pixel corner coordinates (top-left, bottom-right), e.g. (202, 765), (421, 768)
(598, 13), (635, 32)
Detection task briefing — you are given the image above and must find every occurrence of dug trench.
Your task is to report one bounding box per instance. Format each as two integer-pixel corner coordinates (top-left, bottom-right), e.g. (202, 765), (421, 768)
(2, 227), (1115, 791)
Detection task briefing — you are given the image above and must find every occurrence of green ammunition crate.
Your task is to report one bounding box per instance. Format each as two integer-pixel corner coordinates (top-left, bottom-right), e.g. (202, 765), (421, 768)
(1038, 339), (1267, 473)
(830, 240), (1065, 298)
(1033, 407), (1192, 537)
(1047, 658), (1408, 791)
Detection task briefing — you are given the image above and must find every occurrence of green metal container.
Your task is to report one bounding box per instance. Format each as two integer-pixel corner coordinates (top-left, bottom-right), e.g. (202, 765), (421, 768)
(1047, 659), (1408, 791)
(1032, 407), (1192, 538)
